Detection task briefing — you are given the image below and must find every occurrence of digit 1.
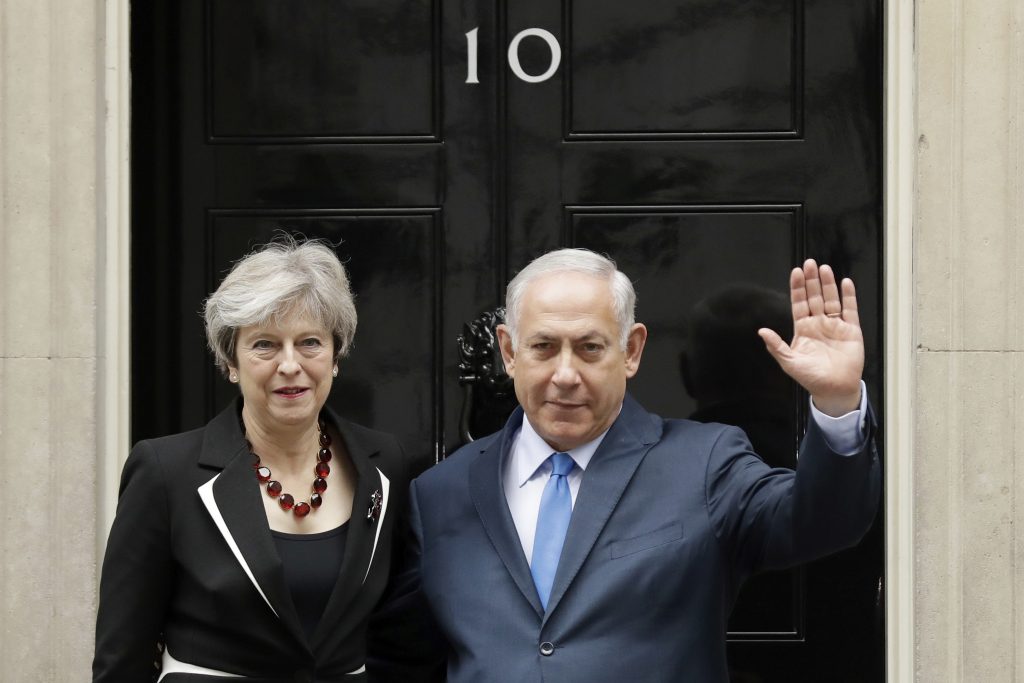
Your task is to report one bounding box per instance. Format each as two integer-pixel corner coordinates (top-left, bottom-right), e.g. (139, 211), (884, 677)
(466, 27), (480, 84)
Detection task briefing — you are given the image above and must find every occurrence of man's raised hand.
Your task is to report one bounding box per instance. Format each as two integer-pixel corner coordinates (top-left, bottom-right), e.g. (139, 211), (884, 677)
(757, 259), (864, 417)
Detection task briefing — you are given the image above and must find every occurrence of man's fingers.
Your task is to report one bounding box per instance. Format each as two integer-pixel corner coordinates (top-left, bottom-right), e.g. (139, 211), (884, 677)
(790, 261), (860, 327)
(803, 259), (825, 316)
(840, 278), (860, 327)
(790, 267), (810, 321)
(820, 264), (842, 316)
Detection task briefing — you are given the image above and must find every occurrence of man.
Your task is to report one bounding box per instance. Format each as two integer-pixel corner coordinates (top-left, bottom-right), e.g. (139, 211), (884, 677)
(407, 249), (879, 682)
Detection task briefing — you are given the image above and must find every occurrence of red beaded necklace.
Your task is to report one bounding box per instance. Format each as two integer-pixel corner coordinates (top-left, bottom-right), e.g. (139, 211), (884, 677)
(248, 419), (332, 518)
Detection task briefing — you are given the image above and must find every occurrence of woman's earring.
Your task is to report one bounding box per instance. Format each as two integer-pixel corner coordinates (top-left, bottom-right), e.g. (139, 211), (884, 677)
(229, 373), (238, 383)
(332, 367), (338, 377)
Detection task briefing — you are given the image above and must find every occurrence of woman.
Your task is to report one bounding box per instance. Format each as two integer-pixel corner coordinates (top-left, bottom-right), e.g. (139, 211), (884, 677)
(94, 239), (414, 682)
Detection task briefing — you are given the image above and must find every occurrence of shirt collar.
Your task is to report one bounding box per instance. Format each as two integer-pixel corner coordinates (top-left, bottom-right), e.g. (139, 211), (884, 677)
(513, 412), (614, 488)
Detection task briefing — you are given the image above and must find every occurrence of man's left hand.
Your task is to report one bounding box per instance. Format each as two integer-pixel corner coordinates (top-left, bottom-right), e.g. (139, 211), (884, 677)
(758, 259), (864, 417)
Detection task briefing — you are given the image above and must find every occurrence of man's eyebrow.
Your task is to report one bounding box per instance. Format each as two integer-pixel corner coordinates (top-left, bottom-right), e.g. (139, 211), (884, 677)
(524, 331), (611, 344)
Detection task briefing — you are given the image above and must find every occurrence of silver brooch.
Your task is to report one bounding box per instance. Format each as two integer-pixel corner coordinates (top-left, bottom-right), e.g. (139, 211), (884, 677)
(367, 489), (383, 523)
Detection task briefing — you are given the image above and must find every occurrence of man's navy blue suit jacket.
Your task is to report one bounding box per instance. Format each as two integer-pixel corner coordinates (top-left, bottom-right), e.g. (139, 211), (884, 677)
(406, 394), (880, 682)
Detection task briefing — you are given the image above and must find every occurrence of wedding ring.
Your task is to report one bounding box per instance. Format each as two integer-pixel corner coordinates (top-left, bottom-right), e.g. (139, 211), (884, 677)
(826, 312), (842, 318)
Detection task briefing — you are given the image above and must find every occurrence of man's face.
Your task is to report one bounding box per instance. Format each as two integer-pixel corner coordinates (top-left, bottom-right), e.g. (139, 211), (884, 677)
(497, 272), (647, 452)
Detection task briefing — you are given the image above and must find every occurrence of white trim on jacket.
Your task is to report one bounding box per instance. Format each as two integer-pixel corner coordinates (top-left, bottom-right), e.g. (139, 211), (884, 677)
(197, 474), (279, 617)
(158, 646), (366, 680)
(362, 468), (390, 584)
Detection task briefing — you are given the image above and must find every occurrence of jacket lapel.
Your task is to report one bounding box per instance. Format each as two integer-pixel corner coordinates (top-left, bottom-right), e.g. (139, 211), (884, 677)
(469, 408), (545, 617)
(542, 395), (662, 624)
(196, 401), (309, 651)
(310, 410), (387, 649)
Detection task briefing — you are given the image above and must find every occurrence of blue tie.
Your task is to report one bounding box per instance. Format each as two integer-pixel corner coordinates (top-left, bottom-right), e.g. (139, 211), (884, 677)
(531, 452), (575, 610)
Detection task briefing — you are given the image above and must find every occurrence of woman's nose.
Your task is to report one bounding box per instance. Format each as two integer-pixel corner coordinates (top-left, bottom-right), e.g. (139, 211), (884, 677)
(277, 345), (301, 374)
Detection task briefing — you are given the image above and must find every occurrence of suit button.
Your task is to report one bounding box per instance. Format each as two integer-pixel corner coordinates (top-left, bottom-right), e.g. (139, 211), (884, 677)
(539, 642), (555, 656)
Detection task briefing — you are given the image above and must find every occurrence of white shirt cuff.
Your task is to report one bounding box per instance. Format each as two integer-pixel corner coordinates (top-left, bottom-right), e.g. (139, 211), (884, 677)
(809, 380), (869, 456)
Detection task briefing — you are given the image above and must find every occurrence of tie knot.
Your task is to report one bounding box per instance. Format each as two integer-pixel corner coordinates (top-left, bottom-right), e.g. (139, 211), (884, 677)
(549, 452), (575, 477)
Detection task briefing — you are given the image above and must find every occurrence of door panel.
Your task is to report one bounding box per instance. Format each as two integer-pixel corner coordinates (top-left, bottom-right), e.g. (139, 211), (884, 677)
(131, 0), (883, 678)
(567, 0), (801, 137)
(208, 0), (438, 140)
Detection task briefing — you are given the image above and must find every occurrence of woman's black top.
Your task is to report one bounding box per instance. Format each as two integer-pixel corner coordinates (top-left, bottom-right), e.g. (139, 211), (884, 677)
(271, 522), (350, 641)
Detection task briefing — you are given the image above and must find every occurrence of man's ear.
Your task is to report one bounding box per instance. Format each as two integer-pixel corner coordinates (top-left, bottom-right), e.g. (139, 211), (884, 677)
(624, 323), (648, 379)
(496, 324), (516, 378)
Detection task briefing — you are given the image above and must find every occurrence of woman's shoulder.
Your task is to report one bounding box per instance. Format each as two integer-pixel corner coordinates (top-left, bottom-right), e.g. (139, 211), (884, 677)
(115, 424), (212, 503)
(131, 400), (244, 466)
(131, 424), (207, 462)
(126, 413), (235, 479)
(140, 423), (207, 449)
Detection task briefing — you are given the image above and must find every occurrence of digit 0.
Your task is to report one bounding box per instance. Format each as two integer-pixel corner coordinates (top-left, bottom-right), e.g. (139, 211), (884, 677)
(507, 28), (561, 83)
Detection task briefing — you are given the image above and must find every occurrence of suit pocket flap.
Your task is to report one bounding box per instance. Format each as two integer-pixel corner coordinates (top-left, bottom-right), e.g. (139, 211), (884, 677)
(609, 524), (684, 559)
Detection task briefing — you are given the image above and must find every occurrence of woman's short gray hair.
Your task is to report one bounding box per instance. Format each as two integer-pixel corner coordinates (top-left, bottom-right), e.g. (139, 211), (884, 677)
(504, 248), (636, 350)
(203, 237), (357, 376)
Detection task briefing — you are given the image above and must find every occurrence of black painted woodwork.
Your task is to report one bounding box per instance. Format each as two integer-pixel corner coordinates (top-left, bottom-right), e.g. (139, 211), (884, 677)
(131, 0), (884, 679)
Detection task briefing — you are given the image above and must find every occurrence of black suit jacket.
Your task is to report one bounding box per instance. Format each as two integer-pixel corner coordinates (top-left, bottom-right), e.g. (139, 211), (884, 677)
(93, 400), (413, 683)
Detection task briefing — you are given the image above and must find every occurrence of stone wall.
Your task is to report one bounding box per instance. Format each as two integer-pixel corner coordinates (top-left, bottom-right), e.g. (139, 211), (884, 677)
(0, 0), (102, 678)
(915, 0), (1024, 680)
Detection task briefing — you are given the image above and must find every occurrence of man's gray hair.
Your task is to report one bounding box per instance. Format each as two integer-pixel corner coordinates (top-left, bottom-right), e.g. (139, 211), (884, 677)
(203, 237), (357, 376)
(504, 248), (636, 350)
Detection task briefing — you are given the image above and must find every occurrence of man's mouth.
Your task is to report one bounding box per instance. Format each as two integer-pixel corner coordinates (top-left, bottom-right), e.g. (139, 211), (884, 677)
(548, 400), (585, 409)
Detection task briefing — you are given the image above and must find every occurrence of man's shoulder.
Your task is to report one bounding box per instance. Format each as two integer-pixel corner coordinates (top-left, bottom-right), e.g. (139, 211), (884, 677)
(640, 417), (755, 483)
(658, 416), (738, 442)
(619, 394), (737, 443)
(622, 396), (737, 448)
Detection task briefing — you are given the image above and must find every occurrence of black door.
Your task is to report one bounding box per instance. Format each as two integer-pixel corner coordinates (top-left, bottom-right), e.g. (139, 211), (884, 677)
(132, 1), (883, 679)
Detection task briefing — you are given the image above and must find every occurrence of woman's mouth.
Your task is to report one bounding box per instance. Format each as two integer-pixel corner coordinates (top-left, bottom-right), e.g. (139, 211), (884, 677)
(274, 387), (308, 399)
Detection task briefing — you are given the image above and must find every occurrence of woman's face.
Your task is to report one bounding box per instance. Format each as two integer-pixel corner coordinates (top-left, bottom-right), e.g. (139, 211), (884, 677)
(229, 310), (336, 433)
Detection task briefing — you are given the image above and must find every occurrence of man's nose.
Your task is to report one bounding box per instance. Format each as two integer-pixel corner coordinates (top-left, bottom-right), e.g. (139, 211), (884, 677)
(551, 349), (581, 387)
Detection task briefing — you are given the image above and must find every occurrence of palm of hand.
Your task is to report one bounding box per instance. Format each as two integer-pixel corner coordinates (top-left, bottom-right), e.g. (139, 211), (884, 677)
(757, 260), (865, 416)
(782, 315), (864, 398)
